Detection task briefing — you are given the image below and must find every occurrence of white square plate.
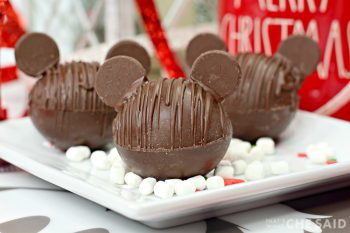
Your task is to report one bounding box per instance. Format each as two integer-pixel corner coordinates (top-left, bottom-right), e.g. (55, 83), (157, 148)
(0, 111), (350, 228)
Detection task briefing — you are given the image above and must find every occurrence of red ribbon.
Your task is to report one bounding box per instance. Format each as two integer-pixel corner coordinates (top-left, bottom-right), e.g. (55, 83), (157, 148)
(135, 0), (185, 78)
(0, 0), (25, 120)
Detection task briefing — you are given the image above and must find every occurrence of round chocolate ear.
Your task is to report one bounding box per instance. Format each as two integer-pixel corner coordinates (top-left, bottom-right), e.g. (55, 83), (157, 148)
(96, 56), (146, 109)
(190, 50), (241, 101)
(15, 32), (60, 77)
(105, 40), (151, 74)
(276, 35), (320, 76)
(186, 33), (227, 67)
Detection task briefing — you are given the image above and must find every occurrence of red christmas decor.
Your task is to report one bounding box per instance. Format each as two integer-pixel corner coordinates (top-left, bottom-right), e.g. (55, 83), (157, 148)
(224, 178), (245, 186)
(0, 0), (25, 121)
(297, 152), (307, 158)
(219, 0), (350, 121)
(0, 0), (25, 48)
(135, 0), (185, 78)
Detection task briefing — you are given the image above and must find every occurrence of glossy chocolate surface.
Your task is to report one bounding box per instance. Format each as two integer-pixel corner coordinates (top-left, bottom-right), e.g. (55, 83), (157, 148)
(186, 33), (320, 142)
(96, 51), (241, 179)
(15, 33), (130, 150)
(222, 53), (302, 141)
(15, 33), (59, 77)
(113, 78), (232, 179)
(29, 62), (115, 150)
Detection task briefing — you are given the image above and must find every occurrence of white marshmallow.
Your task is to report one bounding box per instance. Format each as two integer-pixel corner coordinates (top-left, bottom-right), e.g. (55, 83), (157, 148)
(308, 150), (327, 164)
(154, 181), (175, 198)
(218, 160), (231, 166)
(306, 144), (318, 154)
(187, 175), (206, 190)
(270, 161), (290, 175)
(139, 177), (157, 196)
(107, 147), (122, 164)
(90, 150), (111, 170)
(225, 141), (251, 160)
(124, 172), (143, 188)
(307, 142), (336, 159)
(256, 137), (275, 155)
(175, 180), (196, 196)
(263, 162), (272, 176)
(65, 146), (91, 162)
(247, 146), (265, 162)
(206, 176), (225, 190)
(245, 161), (265, 181)
(112, 161), (124, 168)
(165, 179), (182, 186)
(109, 166), (125, 184)
(232, 160), (247, 175)
(231, 138), (243, 144)
(214, 166), (234, 178)
(323, 147), (336, 159)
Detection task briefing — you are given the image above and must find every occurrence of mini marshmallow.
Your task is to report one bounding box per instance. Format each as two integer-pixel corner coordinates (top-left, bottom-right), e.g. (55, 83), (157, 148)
(245, 161), (265, 181)
(112, 161), (124, 168)
(187, 175), (206, 190)
(232, 160), (247, 175)
(124, 172), (143, 188)
(175, 180), (196, 196)
(206, 176), (225, 190)
(270, 161), (290, 175)
(107, 147), (122, 164)
(214, 165), (234, 178)
(263, 162), (272, 176)
(247, 146), (265, 162)
(218, 160), (231, 166)
(307, 142), (336, 159)
(231, 138), (243, 144)
(65, 146), (91, 162)
(225, 141), (251, 161)
(90, 150), (111, 170)
(139, 177), (157, 196)
(109, 166), (125, 184)
(307, 150), (327, 164)
(154, 181), (175, 198)
(256, 137), (275, 155)
(165, 179), (182, 186)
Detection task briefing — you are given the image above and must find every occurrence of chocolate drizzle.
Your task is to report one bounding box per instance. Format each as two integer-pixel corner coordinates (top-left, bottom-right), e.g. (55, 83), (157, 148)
(184, 33), (320, 143)
(221, 53), (304, 141)
(14, 32), (126, 150)
(114, 78), (228, 151)
(94, 45), (240, 179)
(228, 53), (302, 112)
(28, 61), (115, 150)
(30, 62), (112, 112)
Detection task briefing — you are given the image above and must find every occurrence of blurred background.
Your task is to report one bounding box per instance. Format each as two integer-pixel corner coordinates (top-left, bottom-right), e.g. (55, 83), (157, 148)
(2, 0), (350, 122)
(11, 0), (217, 55)
(1, 0), (218, 119)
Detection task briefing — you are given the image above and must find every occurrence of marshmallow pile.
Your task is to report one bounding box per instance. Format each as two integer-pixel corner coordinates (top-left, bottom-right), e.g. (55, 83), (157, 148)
(65, 146), (230, 198)
(304, 142), (337, 164)
(65, 146), (123, 168)
(63, 137), (286, 198)
(220, 137), (290, 181)
(67, 137), (338, 199)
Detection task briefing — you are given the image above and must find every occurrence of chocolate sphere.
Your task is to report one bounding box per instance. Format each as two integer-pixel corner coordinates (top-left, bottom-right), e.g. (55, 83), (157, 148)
(15, 33), (125, 150)
(114, 78), (232, 179)
(186, 34), (320, 141)
(96, 49), (241, 179)
(29, 62), (115, 150)
(222, 53), (302, 141)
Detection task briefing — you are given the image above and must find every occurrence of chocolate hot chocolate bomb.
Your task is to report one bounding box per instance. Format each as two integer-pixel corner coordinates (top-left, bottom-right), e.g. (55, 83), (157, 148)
(15, 33), (150, 150)
(186, 33), (321, 141)
(95, 44), (241, 179)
